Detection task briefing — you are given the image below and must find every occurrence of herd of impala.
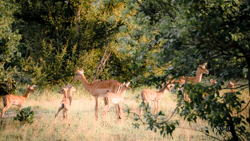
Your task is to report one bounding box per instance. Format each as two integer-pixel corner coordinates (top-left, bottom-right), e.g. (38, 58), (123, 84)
(1, 63), (238, 125)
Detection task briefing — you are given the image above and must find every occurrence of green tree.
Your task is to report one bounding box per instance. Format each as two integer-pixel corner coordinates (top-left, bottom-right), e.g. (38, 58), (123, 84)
(121, 0), (250, 140)
(0, 0), (21, 95)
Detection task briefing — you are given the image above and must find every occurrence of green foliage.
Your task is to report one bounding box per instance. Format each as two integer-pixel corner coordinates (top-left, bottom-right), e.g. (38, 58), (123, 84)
(178, 82), (249, 140)
(131, 102), (179, 137)
(0, 64), (17, 96)
(14, 106), (34, 124)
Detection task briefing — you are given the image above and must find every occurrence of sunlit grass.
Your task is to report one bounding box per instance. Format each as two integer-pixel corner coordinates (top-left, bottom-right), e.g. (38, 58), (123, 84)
(0, 79), (249, 140)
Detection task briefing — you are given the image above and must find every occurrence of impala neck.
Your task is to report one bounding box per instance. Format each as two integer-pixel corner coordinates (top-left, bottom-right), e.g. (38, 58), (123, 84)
(79, 74), (93, 92)
(119, 89), (127, 98)
(231, 86), (234, 92)
(63, 91), (68, 98)
(195, 73), (203, 83)
(160, 87), (169, 95)
(23, 90), (31, 99)
(68, 89), (73, 96)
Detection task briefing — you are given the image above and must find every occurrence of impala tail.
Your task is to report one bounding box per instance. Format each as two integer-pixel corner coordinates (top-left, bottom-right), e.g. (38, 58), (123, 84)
(104, 96), (109, 105)
(2, 97), (7, 107)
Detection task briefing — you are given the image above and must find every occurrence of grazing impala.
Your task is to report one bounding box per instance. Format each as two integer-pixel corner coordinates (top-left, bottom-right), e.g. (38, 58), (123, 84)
(54, 86), (72, 126)
(103, 82), (131, 125)
(1, 84), (36, 125)
(72, 68), (122, 120)
(140, 83), (173, 115)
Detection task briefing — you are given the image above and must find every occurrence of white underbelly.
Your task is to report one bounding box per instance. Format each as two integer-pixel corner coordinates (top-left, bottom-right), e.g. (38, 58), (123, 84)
(12, 103), (19, 106)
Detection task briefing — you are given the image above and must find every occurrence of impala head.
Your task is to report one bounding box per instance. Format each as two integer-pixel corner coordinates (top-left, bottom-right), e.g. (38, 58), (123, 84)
(59, 86), (68, 94)
(210, 79), (217, 86)
(227, 81), (235, 89)
(27, 84), (36, 92)
(66, 83), (77, 92)
(72, 68), (84, 82)
(197, 64), (209, 75)
(120, 82), (131, 91)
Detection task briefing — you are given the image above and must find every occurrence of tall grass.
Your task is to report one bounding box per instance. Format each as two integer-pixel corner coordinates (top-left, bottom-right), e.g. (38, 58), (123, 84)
(0, 79), (249, 141)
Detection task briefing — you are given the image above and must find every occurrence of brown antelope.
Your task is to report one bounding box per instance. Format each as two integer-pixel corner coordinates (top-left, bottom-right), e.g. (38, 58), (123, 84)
(140, 83), (173, 115)
(103, 82), (131, 125)
(178, 63), (209, 102)
(54, 86), (71, 126)
(210, 79), (217, 86)
(72, 68), (122, 121)
(224, 80), (238, 99)
(1, 84), (36, 125)
(63, 83), (76, 106)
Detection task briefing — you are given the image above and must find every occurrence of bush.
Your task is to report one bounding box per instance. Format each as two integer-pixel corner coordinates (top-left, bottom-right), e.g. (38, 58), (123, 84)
(0, 64), (17, 96)
(14, 106), (34, 124)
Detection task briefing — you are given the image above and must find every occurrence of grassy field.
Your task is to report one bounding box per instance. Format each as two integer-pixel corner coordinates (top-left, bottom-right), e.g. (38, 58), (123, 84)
(0, 78), (249, 141)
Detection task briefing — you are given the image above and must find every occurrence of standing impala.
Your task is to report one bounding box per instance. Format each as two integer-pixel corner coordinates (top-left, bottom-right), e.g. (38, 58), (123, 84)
(140, 83), (173, 115)
(186, 63), (209, 84)
(54, 85), (73, 126)
(171, 63), (209, 102)
(103, 82), (131, 125)
(1, 84), (36, 125)
(72, 68), (121, 120)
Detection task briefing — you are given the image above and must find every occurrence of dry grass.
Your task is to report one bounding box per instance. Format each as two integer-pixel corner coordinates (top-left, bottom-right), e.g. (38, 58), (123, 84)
(0, 80), (249, 141)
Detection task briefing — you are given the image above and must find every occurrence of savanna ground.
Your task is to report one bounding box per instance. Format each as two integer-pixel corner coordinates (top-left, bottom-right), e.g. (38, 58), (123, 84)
(0, 78), (249, 141)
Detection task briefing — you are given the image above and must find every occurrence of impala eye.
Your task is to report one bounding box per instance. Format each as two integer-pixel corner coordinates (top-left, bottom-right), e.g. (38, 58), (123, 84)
(75, 74), (78, 75)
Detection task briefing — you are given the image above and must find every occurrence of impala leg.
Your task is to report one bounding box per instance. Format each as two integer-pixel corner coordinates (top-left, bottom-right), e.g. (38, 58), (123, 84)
(1, 105), (11, 125)
(54, 107), (63, 123)
(94, 96), (99, 121)
(103, 104), (111, 125)
(115, 104), (119, 119)
(156, 100), (161, 114)
(67, 109), (70, 126)
(118, 102), (123, 120)
(154, 101), (158, 114)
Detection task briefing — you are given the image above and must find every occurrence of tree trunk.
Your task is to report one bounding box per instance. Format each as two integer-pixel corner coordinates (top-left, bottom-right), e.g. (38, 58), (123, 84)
(92, 32), (109, 82)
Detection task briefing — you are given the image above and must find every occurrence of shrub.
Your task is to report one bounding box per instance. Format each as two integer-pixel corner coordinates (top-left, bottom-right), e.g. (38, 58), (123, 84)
(14, 106), (34, 124)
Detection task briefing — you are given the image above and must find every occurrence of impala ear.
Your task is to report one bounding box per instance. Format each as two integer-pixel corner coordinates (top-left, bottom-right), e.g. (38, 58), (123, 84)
(203, 62), (207, 66)
(80, 68), (84, 72)
(126, 82), (130, 86)
(32, 85), (36, 88)
(210, 79), (213, 83)
(65, 83), (69, 87)
(27, 84), (30, 88)
(122, 82), (125, 85)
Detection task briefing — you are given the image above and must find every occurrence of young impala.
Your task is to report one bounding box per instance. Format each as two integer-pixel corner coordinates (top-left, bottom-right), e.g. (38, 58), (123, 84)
(1, 84), (36, 125)
(72, 68), (122, 121)
(103, 82), (131, 125)
(54, 86), (72, 126)
(140, 83), (173, 115)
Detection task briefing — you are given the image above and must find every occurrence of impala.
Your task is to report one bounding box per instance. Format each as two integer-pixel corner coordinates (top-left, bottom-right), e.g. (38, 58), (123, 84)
(224, 80), (238, 99)
(72, 68), (122, 120)
(54, 86), (72, 126)
(172, 63), (209, 102)
(1, 84), (36, 125)
(103, 82), (131, 125)
(210, 79), (217, 86)
(63, 83), (76, 106)
(140, 83), (173, 115)
(186, 63), (209, 84)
